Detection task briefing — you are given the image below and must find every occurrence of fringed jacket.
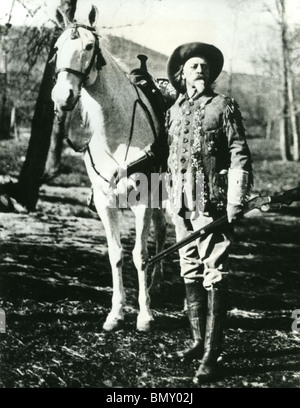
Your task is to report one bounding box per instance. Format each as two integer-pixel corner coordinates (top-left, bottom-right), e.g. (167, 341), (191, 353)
(164, 90), (253, 216)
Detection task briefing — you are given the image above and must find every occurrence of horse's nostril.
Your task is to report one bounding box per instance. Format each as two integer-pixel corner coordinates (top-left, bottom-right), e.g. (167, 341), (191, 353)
(68, 89), (74, 100)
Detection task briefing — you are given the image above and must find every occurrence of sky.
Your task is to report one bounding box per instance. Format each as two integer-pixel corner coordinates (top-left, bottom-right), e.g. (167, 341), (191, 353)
(1, 0), (300, 74)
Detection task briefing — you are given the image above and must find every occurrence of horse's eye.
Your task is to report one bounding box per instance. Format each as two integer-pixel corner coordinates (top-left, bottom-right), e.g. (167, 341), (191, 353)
(86, 43), (94, 51)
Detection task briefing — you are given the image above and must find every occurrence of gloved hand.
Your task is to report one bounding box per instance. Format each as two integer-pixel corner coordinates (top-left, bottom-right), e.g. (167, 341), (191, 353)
(227, 168), (250, 223)
(129, 69), (150, 87)
(112, 152), (154, 185)
(226, 203), (243, 223)
(111, 163), (128, 186)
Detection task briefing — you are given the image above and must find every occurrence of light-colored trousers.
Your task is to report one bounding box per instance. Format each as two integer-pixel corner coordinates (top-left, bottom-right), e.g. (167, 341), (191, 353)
(171, 211), (233, 286)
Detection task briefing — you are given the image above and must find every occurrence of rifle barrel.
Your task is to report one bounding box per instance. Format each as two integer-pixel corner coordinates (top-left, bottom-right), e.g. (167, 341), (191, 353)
(271, 187), (300, 205)
(148, 186), (300, 266)
(148, 214), (228, 265)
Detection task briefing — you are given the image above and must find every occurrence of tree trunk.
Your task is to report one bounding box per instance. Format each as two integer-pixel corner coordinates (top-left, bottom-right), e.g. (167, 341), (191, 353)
(10, 0), (78, 211)
(287, 73), (299, 161)
(279, 114), (290, 161)
(266, 118), (273, 140)
(0, 26), (9, 139)
(279, 0), (292, 161)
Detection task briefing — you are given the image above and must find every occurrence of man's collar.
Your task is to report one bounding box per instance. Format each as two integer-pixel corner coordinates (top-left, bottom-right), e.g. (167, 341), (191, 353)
(178, 89), (215, 107)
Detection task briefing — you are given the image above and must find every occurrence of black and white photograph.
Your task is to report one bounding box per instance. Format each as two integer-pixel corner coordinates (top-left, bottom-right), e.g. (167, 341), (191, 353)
(0, 0), (299, 392)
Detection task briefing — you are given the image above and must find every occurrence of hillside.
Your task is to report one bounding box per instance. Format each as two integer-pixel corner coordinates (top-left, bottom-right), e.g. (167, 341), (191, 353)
(106, 34), (230, 90)
(105, 35), (169, 78)
(105, 36), (263, 132)
(2, 26), (265, 134)
(93, 35), (260, 119)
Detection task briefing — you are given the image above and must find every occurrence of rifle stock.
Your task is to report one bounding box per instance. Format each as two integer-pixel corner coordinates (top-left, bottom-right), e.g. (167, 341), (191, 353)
(148, 186), (300, 266)
(270, 187), (300, 206)
(243, 195), (271, 213)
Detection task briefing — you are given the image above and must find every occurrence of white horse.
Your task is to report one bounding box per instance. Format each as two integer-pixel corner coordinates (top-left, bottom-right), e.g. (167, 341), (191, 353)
(51, 5), (167, 331)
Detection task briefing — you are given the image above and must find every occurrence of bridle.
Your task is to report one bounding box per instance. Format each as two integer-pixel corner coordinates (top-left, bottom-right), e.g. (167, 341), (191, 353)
(51, 22), (160, 186)
(52, 21), (106, 89)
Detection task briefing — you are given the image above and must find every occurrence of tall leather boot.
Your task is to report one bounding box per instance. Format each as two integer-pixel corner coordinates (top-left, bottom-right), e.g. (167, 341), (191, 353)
(177, 281), (207, 362)
(193, 284), (227, 383)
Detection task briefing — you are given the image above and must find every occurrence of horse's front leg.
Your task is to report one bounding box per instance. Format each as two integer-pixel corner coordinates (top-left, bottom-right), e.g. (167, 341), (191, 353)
(149, 208), (167, 295)
(93, 190), (125, 331)
(131, 204), (154, 332)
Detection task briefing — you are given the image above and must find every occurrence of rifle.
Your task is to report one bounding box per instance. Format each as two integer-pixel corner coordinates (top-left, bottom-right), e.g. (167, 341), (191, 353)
(148, 186), (300, 266)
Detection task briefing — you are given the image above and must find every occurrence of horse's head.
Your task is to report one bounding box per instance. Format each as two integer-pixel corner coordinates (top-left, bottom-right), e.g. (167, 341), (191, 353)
(51, 5), (106, 112)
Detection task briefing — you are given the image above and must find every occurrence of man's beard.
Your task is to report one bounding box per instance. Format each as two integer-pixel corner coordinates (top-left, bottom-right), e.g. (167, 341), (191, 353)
(193, 78), (206, 94)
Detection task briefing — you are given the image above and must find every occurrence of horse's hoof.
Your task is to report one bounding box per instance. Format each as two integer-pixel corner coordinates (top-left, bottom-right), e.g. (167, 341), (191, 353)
(136, 315), (154, 332)
(103, 316), (124, 331)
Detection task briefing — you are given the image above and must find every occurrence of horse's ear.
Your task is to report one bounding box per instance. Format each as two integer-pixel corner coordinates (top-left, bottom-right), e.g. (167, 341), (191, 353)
(55, 7), (71, 29)
(88, 5), (99, 27)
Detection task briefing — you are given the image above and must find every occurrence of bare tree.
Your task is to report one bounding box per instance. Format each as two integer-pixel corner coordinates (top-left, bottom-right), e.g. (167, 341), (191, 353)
(225, 0), (246, 97)
(0, 0), (15, 138)
(277, 0), (293, 161)
(251, 0), (299, 161)
(7, 0), (78, 211)
(265, 0), (300, 160)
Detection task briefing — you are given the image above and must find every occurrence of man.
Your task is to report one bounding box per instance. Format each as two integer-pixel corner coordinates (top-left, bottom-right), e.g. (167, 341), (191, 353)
(164, 42), (253, 383)
(113, 42), (252, 383)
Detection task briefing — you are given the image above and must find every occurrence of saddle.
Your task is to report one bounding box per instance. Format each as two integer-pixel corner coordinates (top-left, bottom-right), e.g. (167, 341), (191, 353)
(66, 55), (177, 154)
(129, 54), (178, 126)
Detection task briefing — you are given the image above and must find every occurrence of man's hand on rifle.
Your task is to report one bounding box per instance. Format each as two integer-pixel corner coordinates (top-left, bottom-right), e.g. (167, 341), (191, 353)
(226, 203), (244, 223)
(227, 168), (251, 224)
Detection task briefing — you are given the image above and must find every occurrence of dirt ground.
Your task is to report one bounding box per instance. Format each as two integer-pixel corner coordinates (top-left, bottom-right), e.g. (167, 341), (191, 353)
(0, 181), (300, 389)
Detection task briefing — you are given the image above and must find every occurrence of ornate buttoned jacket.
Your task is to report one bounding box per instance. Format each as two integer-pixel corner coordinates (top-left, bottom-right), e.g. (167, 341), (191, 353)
(165, 90), (253, 216)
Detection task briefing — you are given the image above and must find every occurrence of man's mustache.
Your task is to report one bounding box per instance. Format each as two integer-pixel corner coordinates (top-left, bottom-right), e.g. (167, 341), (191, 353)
(194, 76), (204, 80)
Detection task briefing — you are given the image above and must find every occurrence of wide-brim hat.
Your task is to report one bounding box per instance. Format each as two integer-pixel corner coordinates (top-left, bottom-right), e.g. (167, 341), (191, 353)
(167, 42), (224, 94)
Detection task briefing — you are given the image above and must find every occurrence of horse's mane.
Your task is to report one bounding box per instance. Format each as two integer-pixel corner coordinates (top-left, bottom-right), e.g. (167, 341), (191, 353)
(71, 29), (155, 153)
(111, 55), (130, 75)
(78, 34), (131, 140)
(99, 34), (130, 75)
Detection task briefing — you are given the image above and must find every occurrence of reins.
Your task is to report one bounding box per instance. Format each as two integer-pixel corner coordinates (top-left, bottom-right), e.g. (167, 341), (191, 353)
(54, 22), (106, 89)
(125, 84), (158, 161)
(54, 22), (159, 185)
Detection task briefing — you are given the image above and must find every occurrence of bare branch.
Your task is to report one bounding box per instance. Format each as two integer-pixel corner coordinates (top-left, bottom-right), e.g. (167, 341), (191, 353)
(16, 0), (41, 18)
(100, 23), (140, 30)
(262, 0), (281, 25)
